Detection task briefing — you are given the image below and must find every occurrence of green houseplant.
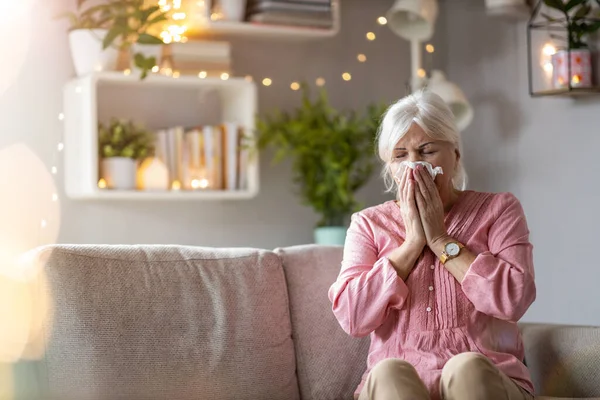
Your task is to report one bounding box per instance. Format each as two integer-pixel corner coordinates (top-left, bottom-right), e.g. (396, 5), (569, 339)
(98, 118), (155, 190)
(542, 0), (600, 88)
(64, 0), (167, 79)
(255, 84), (386, 245)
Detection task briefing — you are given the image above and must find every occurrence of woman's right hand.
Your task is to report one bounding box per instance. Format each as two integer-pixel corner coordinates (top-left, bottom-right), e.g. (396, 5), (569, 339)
(397, 167), (427, 250)
(387, 167), (427, 280)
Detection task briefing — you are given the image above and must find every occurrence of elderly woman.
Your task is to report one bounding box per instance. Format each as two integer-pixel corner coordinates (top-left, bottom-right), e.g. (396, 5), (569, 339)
(328, 91), (536, 400)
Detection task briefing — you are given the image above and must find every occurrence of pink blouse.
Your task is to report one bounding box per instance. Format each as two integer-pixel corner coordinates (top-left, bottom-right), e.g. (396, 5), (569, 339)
(328, 191), (536, 400)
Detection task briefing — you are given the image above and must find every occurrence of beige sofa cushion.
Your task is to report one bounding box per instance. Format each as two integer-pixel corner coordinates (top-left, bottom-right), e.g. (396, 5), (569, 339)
(521, 323), (600, 398)
(277, 245), (369, 400)
(41, 245), (299, 400)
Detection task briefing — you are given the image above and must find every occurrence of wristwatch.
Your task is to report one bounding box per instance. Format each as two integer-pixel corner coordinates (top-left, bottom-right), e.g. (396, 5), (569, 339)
(440, 241), (464, 264)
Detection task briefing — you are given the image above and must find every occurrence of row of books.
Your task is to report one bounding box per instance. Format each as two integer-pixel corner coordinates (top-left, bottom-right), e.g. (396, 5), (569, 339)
(245, 0), (334, 29)
(154, 123), (250, 191)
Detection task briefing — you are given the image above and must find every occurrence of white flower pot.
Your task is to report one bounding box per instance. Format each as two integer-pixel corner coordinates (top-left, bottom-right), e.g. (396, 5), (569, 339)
(69, 29), (119, 76)
(219, 0), (247, 22)
(101, 157), (136, 190)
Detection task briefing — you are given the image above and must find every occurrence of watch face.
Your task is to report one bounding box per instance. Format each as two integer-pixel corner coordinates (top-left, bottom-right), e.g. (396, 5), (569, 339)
(445, 242), (460, 256)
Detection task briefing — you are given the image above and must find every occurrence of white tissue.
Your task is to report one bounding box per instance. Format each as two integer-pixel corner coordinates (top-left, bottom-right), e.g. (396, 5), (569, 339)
(395, 161), (444, 179)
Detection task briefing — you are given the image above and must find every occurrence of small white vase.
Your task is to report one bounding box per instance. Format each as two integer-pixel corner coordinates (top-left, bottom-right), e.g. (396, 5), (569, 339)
(219, 0), (247, 22)
(101, 157), (136, 190)
(69, 29), (119, 76)
(314, 226), (347, 246)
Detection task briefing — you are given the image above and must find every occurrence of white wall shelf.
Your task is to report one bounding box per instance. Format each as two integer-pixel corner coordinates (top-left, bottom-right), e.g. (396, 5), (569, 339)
(63, 72), (259, 201)
(187, 0), (340, 39)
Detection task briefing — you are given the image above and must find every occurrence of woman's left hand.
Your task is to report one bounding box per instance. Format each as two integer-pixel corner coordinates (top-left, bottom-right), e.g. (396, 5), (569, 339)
(413, 165), (449, 247)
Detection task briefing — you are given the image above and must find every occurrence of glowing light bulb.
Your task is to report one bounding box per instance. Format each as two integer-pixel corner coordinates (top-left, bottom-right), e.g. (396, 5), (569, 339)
(426, 44), (435, 53)
(543, 43), (557, 56)
(290, 82), (300, 91)
(152, 66), (159, 73)
(220, 72), (229, 80)
(173, 71), (181, 78)
(316, 77), (326, 87)
(543, 62), (553, 73)
(171, 180), (181, 190)
(51, 166), (57, 175)
(124, 69), (131, 76)
(366, 32), (376, 41)
(98, 179), (107, 189)
(198, 71), (207, 79)
(357, 54), (367, 62)
(262, 78), (272, 86)
(342, 72), (352, 81)
(377, 16), (387, 25)
(57, 142), (64, 152)
(417, 68), (427, 78)
(58, 113), (64, 121)
(572, 74), (581, 84)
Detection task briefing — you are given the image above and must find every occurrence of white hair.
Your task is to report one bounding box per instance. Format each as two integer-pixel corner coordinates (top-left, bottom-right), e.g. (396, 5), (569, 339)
(376, 90), (468, 194)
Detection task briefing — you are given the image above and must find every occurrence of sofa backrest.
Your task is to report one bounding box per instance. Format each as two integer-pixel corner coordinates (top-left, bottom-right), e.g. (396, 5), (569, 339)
(36, 245), (299, 400)
(277, 245), (369, 400)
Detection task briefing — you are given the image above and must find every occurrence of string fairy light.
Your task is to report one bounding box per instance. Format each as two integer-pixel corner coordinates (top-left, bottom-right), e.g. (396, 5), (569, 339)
(290, 82), (300, 91)
(262, 78), (272, 87)
(366, 32), (376, 41)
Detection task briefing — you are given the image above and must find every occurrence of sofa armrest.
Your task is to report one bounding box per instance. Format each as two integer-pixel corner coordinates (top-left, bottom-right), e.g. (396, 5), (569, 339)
(520, 323), (600, 398)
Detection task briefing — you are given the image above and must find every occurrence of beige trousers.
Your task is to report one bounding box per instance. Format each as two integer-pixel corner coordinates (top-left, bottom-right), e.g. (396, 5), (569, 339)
(358, 352), (534, 400)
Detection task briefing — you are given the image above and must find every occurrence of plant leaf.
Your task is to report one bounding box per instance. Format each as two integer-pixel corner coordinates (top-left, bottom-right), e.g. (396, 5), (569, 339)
(544, 0), (566, 12)
(137, 33), (163, 45)
(147, 14), (168, 26)
(565, 0), (588, 11)
(574, 3), (591, 18)
(102, 26), (123, 49)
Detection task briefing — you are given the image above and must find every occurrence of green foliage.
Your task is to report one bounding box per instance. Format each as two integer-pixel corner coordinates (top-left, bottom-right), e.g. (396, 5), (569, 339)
(98, 118), (155, 160)
(255, 84), (387, 228)
(61, 0), (168, 79)
(543, 0), (600, 49)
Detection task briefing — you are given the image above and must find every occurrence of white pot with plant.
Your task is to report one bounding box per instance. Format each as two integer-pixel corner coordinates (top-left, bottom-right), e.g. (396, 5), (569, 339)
(62, 0), (168, 79)
(542, 0), (600, 89)
(98, 118), (155, 190)
(61, 2), (116, 76)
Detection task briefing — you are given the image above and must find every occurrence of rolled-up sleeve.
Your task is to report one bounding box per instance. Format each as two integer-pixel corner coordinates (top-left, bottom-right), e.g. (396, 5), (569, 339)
(461, 193), (536, 322)
(328, 213), (409, 337)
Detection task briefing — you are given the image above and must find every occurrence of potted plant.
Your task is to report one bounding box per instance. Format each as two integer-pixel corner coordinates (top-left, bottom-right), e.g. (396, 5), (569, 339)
(63, 0), (168, 79)
(61, 1), (115, 76)
(255, 84), (386, 245)
(98, 118), (155, 190)
(542, 0), (600, 88)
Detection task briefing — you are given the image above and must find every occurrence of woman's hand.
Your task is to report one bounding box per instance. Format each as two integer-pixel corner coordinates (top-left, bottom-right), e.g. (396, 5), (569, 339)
(413, 165), (449, 247)
(397, 166), (427, 250)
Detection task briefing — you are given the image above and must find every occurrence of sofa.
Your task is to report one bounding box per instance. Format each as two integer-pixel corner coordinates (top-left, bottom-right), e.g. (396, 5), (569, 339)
(11, 244), (600, 399)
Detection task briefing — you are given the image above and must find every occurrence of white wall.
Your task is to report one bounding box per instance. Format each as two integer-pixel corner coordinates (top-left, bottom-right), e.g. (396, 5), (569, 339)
(3, 0), (447, 249)
(442, 1), (600, 326)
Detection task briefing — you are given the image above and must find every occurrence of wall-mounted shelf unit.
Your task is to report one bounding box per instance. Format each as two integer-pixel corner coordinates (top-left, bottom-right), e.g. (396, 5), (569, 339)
(186, 0), (340, 39)
(63, 72), (259, 200)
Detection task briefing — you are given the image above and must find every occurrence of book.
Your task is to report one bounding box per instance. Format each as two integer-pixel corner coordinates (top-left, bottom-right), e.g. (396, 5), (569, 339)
(221, 123), (239, 191)
(203, 125), (223, 189)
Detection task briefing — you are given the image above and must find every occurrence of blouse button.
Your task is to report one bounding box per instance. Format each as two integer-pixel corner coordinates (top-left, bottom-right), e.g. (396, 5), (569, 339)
(428, 286), (434, 291)
(426, 307), (432, 312)
(430, 265), (435, 270)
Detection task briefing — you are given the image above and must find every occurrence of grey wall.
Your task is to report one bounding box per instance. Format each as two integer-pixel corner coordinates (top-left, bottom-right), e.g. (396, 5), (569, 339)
(2, 0), (447, 249)
(442, 1), (600, 326)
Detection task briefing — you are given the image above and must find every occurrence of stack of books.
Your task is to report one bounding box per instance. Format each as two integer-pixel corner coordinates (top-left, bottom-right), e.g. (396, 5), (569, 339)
(164, 40), (231, 77)
(245, 0), (333, 29)
(153, 124), (250, 191)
